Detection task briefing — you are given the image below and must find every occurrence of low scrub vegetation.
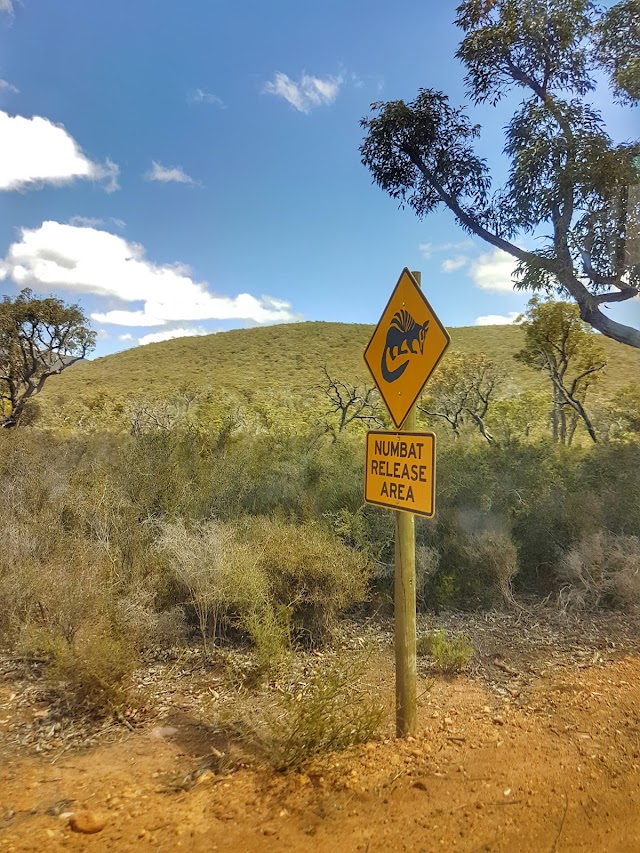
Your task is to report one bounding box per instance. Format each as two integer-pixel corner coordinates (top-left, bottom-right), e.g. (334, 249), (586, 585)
(417, 629), (473, 675)
(253, 653), (385, 771)
(558, 532), (640, 614)
(1, 384), (639, 716)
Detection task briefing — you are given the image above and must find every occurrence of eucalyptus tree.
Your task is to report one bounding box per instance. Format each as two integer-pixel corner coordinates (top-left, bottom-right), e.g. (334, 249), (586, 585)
(0, 289), (95, 428)
(515, 297), (607, 443)
(360, 0), (640, 348)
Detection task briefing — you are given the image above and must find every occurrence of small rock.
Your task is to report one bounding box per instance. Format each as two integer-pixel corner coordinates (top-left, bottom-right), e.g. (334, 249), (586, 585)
(492, 716), (505, 726)
(69, 812), (106, 834)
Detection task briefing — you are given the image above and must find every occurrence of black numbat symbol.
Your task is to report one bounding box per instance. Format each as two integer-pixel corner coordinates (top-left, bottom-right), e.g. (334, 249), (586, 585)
(381, 309), (429, 383)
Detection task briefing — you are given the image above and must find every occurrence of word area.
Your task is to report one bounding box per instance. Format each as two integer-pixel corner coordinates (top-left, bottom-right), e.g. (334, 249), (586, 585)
(365, 431), (436, 517)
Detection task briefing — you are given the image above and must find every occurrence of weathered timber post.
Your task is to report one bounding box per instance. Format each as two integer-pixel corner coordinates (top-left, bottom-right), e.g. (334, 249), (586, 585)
(393, 270), (420, 737)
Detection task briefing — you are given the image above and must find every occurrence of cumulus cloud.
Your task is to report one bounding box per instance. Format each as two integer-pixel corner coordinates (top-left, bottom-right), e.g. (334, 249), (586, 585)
(0, 221), (300, 328)
(138, 327), (209, 346)
(0, 79), (19, 94)
(469, 249), (520, 292)
(0, 0), (14, 14)
(145, 160), (197, 185)
(474, 312), (522, 326)
(441, 256), (468, 273)
(189, 88), (225, 108)
(263, 71), (342, 113)
(0, 111), (119, 192)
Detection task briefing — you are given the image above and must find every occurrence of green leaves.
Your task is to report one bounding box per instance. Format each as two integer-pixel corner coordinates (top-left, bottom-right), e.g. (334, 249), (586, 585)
(0, 289), (95, 427)
(455, 0), (597, 104)
(596, 0), (640, 105)
(360, 89), (490, 225)
(360, 0), (640, 347)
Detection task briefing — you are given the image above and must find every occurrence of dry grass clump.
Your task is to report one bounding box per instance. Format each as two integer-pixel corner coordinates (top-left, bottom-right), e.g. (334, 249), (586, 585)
(558, 532), (640, 613)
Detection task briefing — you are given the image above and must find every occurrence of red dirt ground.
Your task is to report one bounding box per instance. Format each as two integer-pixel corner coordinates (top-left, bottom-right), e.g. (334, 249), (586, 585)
(1, 619), (640, 852)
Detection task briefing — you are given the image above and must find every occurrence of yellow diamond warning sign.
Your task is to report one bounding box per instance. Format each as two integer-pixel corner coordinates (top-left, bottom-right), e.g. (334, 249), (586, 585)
(365, 431), (436, 517)
(364, 268), (450, 428)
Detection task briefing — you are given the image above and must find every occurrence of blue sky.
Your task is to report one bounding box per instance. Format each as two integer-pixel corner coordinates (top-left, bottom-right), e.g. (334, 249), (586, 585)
(0, 0), (636, 357)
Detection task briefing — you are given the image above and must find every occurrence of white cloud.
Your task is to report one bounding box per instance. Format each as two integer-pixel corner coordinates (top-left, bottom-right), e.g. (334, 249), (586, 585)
(0, 111), (119, 192)
(189, 88), (225, 108)
(0, 79), (18, 94)
(138, 327), (209, 346)
(0, 0), (14, 14)
(145, 160), (197, 185)
(419, 239), (473, 260)
(118, 333), (134, 342)
(0, 221), (300, 328)
(474, 312), (522, 326)
(263, 72), (342, 113)
(469, 249), (520, 292)
(441, 256), (468, 273)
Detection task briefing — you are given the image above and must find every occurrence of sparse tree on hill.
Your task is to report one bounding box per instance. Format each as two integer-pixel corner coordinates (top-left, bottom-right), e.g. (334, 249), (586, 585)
(515, 297), (606, 444)
(317, 366), (385, 441)
(418, 352), (504, 443)
(360, 0), (640, 349)
(0, 289), (95, 428)
(487, 390), (550, 445)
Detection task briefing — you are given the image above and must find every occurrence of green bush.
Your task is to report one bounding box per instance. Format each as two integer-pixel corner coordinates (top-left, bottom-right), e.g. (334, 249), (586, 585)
(258, 653), (385, 771)
(417, 629), (473, 674)
(425, 530), (518, 610)
(156, 518), (268, 652)
(49, 626), (138, 714)
(240, 516), (371, 646)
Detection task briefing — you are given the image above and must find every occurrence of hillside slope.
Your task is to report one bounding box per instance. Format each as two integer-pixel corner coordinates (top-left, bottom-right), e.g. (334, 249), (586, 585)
(41, 321), (639, 406)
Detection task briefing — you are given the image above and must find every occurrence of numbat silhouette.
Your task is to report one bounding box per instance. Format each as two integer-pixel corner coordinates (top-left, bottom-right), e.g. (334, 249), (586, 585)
(381, 309), (429, 383)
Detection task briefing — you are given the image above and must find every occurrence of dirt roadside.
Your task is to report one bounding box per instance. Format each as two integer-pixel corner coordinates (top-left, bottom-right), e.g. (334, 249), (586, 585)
(1, 612), (640, 853)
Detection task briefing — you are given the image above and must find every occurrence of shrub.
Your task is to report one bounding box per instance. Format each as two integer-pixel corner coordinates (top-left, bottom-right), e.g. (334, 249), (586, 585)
(18, 620), (138, 715)
(258, 653), (385, 771)
(557, 532), (640, 613)
(156, 518), (268, 651)
(49, 626), (138, 714)
(240, 517), (371, 646)
(427, 530), (518, 610)
(417, 629), (473, 674)
(243, 604), (292, 674)
(415, 545), (440, 610)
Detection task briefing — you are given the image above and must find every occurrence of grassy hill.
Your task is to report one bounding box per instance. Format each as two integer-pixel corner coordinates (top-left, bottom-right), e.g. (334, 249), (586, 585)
(40, 321), (640, 410)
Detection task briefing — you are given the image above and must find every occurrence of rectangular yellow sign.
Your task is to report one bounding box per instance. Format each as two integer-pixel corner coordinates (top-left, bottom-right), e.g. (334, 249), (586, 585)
(364, 430), (436, 517)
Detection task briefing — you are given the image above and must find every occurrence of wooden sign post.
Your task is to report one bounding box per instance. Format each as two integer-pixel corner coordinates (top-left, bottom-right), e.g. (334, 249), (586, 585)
(364, 269), (449, 737)
(394, 391), (418, 736)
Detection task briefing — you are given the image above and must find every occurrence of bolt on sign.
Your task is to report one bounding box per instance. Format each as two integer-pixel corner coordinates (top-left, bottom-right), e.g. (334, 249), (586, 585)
(364, 268), (451, 428)
(365, 431), (436, 517)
